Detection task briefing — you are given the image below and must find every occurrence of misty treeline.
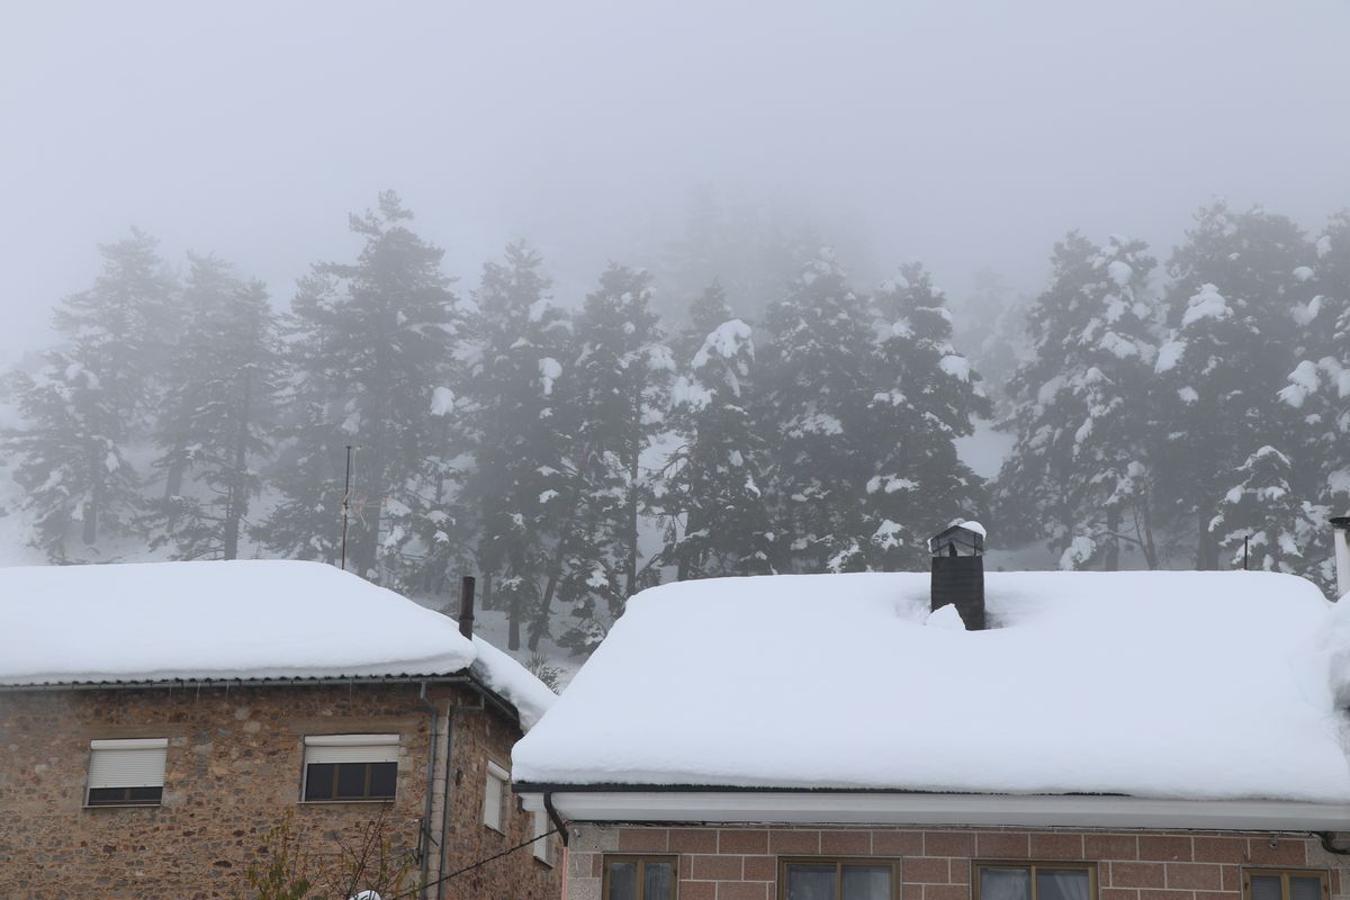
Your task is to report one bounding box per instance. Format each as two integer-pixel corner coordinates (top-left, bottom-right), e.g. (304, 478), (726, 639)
(2, 192), (1347, 653)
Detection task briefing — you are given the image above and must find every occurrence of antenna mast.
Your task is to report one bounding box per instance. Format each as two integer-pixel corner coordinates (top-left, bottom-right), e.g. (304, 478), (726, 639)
(340, 444), (354, 571)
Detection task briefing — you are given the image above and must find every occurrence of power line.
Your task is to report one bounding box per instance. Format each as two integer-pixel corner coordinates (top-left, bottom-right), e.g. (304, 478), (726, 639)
(385, 829), (560, 900)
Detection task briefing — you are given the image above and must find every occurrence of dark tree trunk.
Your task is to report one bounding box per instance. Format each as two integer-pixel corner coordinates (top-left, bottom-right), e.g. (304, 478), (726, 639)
(508, 591), (521, 651)
(83, 446), (101, 545)
(163, 451), (186, 500)
(1103, 507), (1121, 571)
(222, 369), (252, 561)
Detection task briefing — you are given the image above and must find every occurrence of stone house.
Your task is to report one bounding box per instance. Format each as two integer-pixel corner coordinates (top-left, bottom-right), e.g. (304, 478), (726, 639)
(514, 522), (1350, 900)
(0, 560), (560, 900)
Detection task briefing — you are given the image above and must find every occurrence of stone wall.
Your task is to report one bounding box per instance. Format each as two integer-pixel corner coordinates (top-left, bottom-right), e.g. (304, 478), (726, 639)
(0, 681), (558, 900)
(564, 825), (1349, 900)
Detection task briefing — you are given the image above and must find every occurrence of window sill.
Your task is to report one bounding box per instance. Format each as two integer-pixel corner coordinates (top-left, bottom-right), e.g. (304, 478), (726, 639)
(83, 802), (162, 810)
(299, 798), (396, 806)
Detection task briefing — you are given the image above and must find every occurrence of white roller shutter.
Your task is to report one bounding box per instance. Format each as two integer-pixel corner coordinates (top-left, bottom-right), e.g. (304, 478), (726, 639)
(88, 738), (168, 789)
(483, 760), (509, 831)
(303, 734), (399, 765)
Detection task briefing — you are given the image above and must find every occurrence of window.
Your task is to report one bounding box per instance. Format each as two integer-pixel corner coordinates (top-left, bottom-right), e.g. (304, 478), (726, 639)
(603, 856), (676, 900)
(1245, 871), (1329, 900)
(86, 738), (168, 807)
(976, 863), (1096, 900)
(302, 734), (398, 802)
(532, 808), (554, 865)
(483, 760), (509, 831)
(780, 858), (898, 900)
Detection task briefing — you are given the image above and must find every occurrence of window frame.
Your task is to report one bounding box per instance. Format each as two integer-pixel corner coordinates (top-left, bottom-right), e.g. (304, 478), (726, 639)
(973, 860), (1099, 900)
(777, 856), (901, 900)
(1242, 869), (1331, 900)
(300, 733), (399, 804)
(602, 854), (679, 900)
(84, 737), (168, 809)
(483, 759), (510, 832)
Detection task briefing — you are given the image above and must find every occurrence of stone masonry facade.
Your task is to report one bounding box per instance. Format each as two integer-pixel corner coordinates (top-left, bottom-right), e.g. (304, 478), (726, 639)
(564, 824), (1349, 900)
(0, 682), (558, 900)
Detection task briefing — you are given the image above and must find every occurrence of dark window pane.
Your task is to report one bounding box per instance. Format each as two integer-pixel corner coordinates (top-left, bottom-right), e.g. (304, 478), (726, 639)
(788, 863), (838, 900)
(1292, 877), (1323, 900)
(1038, 870), (1091, 900)
(368, 762), (397, 799)
(1252, 876), (1283, 900)
(606, 861), (637, 900)
(644, 861), (675, 900)
(304, 763), (335, 801)
(87, 787), (126, 806)
(982, 868), (1031, 900)
(88, 786), (161, 806)
(336, 762), (367, 798)
(844, 865), (892, 900)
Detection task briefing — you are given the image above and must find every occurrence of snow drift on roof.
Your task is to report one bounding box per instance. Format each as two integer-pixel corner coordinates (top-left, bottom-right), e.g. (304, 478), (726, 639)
(0, 560), (553, 728)
(514, 571), (1350, 802)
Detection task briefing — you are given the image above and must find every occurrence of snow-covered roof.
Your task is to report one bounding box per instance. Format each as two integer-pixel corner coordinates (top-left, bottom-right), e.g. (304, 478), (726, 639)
(515, 571), (1350, 802)
(0, 560), (554, 728)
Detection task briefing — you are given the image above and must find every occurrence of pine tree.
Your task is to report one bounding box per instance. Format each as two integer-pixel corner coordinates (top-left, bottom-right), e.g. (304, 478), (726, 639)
(757, 248), (876, 572)
(261, 192), (467, 584)
(1152, 203), (1315, 568)
(996, 234), (1162, 569)
(555, 264), (672, 652)
(141, 254), (281, 560)
(661, 282), (776, 578)
(463, 241), (574, 650)
(3, 230), (176, 560)
(865, 262), (989, 570)
(1280, 212), (1350, 513)
(1210, 446), (1325, 581)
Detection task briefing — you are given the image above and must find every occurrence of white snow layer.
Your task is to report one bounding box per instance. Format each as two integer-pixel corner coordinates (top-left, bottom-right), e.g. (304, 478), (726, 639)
(0, 560), (554, 728)
(514, 571), (1349, 801)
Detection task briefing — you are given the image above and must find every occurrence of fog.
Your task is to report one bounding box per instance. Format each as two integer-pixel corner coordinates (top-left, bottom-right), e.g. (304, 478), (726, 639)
(5, 0), (1349, 358)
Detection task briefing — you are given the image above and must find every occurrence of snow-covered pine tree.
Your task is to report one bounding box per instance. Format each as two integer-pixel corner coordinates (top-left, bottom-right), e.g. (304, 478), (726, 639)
(1210, 446), (1324, 581)
(997, 234), (1162, 569)
(865, 262), (989, 570)
(141, 254), (281, 560)
(554, 264), (673, 652)
(3, 230), (177, 560)
(1278, 212), (1350, 589)
(260, 192), (467, 585)
(1281, 213), (1350, 505)
(1152, 203), (1315, 568)
(463, 241), (574, 650)
(756, 248), (876, 572)
(661, 282), (776, 579)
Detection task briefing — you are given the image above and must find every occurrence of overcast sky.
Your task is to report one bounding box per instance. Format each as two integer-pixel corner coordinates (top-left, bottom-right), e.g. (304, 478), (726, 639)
(3, 0), (1349, 360)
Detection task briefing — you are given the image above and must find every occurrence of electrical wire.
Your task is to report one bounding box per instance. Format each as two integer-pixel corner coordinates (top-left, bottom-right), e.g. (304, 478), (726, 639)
(385, 828), (560, 899)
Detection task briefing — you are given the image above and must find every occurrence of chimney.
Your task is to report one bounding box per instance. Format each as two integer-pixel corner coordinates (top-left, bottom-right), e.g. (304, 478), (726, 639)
(928, 521), (986, 630)
(457, 575), (476, 638)
(1333, 517), (1350, 601)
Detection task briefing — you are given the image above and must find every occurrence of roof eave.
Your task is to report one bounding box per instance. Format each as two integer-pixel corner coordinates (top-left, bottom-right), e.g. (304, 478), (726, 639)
(514, 787), (1350, 832)
(0, 671), (526, 729)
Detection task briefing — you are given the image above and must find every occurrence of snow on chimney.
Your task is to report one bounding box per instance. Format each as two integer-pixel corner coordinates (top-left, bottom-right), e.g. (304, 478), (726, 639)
(458, 575), (476, 638)
(1333, 517), (1350, 601)
(928, 520), (986, 630)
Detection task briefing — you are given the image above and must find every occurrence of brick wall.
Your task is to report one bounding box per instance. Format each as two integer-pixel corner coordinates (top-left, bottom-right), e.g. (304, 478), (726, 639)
(0, 682), (558, 900)
(564, 825), (1350, 900)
